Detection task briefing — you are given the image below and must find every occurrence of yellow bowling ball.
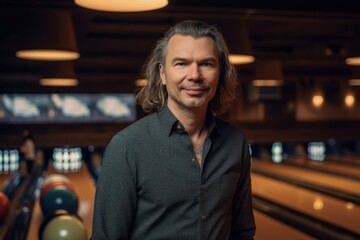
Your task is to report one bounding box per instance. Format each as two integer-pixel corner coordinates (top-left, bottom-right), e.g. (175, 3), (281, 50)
(40, 213), (88, 240)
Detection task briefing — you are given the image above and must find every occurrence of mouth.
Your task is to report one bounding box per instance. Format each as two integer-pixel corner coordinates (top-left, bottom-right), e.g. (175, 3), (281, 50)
(183, 88), (208, 96)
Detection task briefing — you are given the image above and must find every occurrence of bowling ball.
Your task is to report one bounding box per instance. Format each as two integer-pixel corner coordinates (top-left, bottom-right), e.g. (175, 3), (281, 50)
(40, 180), (75, 199)
(40, 185), (78, 216)
(43, 174), (71, 186)
(39, 211), (88, 240)
(0, 192), (10, 220)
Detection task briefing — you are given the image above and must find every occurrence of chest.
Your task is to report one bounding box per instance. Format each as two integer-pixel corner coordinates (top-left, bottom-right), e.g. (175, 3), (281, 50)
(132, 135), (242, 207)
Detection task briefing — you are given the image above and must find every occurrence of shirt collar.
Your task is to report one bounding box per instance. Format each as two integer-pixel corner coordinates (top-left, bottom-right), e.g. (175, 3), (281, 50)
(157, 105), (218, 137)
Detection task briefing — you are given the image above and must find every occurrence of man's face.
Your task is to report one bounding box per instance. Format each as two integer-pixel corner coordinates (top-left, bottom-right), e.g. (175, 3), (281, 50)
(159, 35), (220, 113)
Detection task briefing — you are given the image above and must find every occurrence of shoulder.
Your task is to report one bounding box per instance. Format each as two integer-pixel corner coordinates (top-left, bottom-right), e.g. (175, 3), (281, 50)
(215, 117), (247, 139)
(106, 112), (157, 148)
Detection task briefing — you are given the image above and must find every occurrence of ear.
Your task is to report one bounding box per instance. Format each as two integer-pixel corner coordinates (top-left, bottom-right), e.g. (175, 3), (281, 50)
(159, 64), (166, 85)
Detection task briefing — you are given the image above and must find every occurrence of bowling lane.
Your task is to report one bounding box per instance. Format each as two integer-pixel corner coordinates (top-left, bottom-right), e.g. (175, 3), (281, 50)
(27, 164), (95, 239)
(254, 210), (315, 240)
(326, 155), (360, 167)
(252, 173), (360, 235)
(285, 157), (360, 180)
(252, 159), (360, 196)
(0, 173), (13, 186)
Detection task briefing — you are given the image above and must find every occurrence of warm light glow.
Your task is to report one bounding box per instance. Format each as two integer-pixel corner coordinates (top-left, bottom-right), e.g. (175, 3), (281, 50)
(344, 94), (355, 107)
(348, 79), (360, 86)
(345, 57), (360, 66)
(313, 198), (324, 210)
(345, 202), (354, 210)
(229, 54), (255, 65)
(16, 49), (80, 61)
(252, 79), (283, 87)
(75, 0), (168, 12)
(135, 79), (148, 87)
(40, 78), (78, 87)
(312, 95), (324, 107)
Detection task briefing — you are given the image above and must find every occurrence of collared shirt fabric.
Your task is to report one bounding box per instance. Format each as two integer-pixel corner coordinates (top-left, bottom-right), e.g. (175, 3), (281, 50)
(92, 106), (255, 240)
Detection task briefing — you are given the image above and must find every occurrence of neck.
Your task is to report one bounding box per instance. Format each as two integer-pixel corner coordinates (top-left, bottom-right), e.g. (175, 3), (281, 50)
(167, 103), (207, 137)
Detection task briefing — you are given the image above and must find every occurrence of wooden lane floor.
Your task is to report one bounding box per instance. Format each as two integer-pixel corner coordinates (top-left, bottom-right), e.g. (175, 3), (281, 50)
(326, 154), (360, 167)
(251, 173), (360, 235)
(284, 157), (360, 180)
(252, 159), (360, 196)
(254, 210), (315, 240)
(27, 163), (95, 239)
(0, 172), (13, 187)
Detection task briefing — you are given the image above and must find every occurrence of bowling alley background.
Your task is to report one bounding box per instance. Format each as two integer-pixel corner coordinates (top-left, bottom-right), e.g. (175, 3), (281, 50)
(1, 1), (360, 239)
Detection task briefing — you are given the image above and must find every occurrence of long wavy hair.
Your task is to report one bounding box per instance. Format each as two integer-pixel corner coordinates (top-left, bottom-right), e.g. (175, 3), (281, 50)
(136, 20), (238, 115)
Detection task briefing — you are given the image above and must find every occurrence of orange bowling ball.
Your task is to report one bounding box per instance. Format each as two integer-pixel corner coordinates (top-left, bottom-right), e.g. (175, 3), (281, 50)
(40, 180), (75, 199)
(43, 174), (71, 186)
(0, 192), (10, 220)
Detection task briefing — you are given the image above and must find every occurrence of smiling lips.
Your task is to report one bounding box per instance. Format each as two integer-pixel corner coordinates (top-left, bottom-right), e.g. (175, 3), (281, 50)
(183, 87), (208, 96)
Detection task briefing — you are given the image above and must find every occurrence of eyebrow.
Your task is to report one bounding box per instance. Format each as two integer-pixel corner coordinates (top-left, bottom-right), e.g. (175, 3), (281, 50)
(171, 57), (218, 64)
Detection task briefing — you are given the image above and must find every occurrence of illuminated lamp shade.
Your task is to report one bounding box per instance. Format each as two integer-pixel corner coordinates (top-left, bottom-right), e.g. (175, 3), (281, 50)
(252, 60), (283, 87)
(348, 67), (360, 86)
(40, 62), (78, 87)
(345, 29), (360, 66)
(135, 78), (148, 87)
(75, 0), (168, 12)
(16, 10), (79, 61)
(218, 20), (254, 65)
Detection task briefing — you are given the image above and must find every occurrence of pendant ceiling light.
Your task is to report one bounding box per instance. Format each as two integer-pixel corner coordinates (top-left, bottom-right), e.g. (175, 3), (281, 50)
(40, 62), (78, 87)
(253, 60), (283, 87)
(16, 10), (79, 61)
(348, 67), (360, 86)
(345, 27), (360, 66)
(75, 0), (168, 12)
(218, 19), (255, 65)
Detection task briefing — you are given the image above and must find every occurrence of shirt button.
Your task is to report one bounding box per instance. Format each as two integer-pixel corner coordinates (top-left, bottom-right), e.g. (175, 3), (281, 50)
(191, 158), (196, 163)
(200, 185), (205, 191)
(177, 124), (182, 129)
(201, 215), (207, 222)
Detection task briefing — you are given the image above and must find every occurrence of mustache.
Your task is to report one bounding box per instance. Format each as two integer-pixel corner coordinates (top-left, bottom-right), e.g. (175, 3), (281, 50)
(179, 83), (210, 90)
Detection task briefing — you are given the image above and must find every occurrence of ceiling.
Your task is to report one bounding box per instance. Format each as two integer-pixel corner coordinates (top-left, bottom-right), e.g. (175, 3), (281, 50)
(0, 0), (360, 94)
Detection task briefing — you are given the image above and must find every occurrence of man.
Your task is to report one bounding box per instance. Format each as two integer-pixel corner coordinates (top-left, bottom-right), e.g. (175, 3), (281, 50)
(92, 20), (255, 239)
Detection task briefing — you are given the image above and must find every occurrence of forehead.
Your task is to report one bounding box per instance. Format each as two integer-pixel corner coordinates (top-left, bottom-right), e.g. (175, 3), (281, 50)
(165, 34), (218, 58)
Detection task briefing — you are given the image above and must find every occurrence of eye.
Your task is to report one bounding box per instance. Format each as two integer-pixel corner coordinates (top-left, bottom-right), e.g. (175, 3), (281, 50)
(174, 62), (186, 66)
(201, 62), (214, 67)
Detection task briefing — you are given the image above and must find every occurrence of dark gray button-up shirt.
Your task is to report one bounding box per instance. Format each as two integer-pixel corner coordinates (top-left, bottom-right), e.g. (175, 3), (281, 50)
(92, 106), (255, 240)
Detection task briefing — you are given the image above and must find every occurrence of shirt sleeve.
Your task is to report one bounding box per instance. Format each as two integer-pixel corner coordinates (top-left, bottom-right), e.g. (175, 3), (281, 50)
(229, 139), (256, 240)
(91, 134), (137, 240)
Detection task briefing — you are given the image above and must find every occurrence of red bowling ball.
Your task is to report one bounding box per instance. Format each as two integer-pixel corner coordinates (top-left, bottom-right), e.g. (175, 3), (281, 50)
(0, 191), (10, 220)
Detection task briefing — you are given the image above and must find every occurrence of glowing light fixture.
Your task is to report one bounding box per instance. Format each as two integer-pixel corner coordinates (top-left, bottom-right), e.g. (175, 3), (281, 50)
(40, 78), (78, 87)
(344, 94), (355, 107)
(348, 67), (360, 86)
(217, 20), (254, 65)
(312, 95), (324, 107)
(16, 11), (79, 61)
(348, 79), (360, 86)
(135, 79), (148, 87)
(40, 62), (78, 87)
(345, 28), (360, 66)
(346, 58), (360, 66)
(252, 60), (283, 87)
(75, 0), (168, 12)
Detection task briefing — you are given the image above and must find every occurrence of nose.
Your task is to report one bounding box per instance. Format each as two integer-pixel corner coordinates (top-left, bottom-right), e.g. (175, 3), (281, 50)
(186, 64), (202, 81)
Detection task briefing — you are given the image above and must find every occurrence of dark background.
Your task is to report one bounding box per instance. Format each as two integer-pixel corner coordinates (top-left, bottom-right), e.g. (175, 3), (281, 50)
(0, 0), (359, 148)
